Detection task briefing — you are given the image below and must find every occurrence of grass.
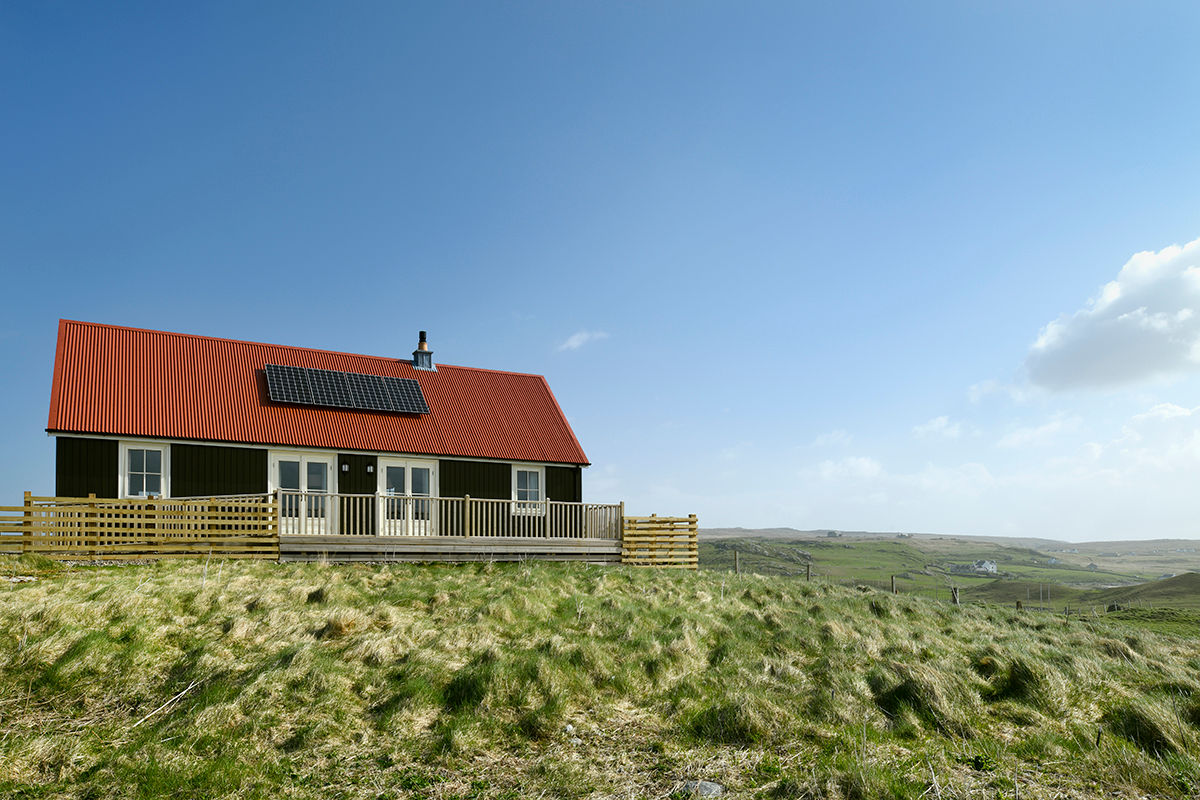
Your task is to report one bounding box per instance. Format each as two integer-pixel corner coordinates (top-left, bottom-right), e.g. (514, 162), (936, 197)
(1, 554), (1199, 798)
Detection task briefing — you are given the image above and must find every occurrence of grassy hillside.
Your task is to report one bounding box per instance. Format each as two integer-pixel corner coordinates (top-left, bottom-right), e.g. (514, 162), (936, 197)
(698, 536), (1141, 597)
(2, 555), (1200, 799)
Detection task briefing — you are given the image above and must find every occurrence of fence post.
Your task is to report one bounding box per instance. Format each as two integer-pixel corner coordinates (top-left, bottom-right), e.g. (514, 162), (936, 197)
(546, 497), (552, 538)
(806, 562), (811, 581)
(951, 587), (960, 606)
(734, 550), (740, 574)
(464, 495), (472, 537)
(87, 493), (97, 557)
(22, 491), (31, 554)
(619, 501), (625, 542)
(891, 575), (897, 595)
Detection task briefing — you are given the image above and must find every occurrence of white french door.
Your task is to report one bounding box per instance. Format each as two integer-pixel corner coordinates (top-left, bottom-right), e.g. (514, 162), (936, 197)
(378, 458), (437, 536)
(271, 453), (335, 534)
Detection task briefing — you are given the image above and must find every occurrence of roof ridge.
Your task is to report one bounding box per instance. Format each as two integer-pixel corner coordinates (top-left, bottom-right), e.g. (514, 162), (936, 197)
(58, 319), (547, 379)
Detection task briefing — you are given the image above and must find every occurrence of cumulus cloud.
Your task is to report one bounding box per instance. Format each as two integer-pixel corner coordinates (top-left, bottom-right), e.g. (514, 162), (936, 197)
(557, 330), (609, 351)
(817, 456), (882, 479)
(1025, 236), (1200, 390)
(996, 416), (1081, 449)
(913, 416), (963, 439)
(967, 380), (1030, 404)
(811, 429), (852, 447)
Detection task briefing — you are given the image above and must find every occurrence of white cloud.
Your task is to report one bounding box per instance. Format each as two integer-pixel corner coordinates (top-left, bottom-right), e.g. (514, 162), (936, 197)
(913, 416), (963, 439)
(817, 456), (882, 479)
(811, 429), (852, 447)
(996, 415), (1082, 449)
(967, 379), (1031, 404)
(557, 330), (610, 351)
(1131, 402), (1197, 424)
(1025, 236), (1200, 390)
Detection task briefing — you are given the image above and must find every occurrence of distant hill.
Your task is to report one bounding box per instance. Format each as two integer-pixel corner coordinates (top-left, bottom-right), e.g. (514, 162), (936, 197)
(965, 572), (1200, 611)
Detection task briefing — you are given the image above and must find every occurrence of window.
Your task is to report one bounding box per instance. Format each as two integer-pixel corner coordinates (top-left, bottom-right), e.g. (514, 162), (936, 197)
(119, 442), (169, 498)
(378, 458), (437, 534)
(512, 465), (545, 514)
(270, 452), (334, 526)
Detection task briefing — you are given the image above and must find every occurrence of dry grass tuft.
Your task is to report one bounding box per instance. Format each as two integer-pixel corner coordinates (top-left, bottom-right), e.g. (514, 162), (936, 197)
(0, 556), (1198, 799)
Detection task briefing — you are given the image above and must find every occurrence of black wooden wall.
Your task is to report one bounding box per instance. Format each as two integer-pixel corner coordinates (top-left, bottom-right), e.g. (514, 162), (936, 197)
(56, 437), (118, 498)
(438, 460), (582, 502)
(170, 443), (267, 497)
(337, 453), (378, 534)
(546, 466), (582, 503)
(439, 459), (511, 499)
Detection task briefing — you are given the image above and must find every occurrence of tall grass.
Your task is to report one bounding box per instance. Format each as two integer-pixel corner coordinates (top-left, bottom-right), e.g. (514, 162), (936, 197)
(0, 555), (1198, 798)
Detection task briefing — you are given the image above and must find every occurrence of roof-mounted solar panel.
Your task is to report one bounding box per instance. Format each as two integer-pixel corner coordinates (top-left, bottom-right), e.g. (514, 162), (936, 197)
(264, 364), (428, 415)
(382, 376), (430, 414)
(308, 368), (354, 408)
(264, 364), (313, 405)
(345, 372), (393, 412)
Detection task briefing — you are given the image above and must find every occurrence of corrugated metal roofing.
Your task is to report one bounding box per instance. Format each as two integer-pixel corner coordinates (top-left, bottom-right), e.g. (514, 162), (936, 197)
(47, 320), (589, 466)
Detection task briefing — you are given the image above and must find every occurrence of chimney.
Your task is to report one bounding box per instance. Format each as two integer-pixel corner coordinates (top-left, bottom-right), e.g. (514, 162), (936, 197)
(412, 330), (435, 370)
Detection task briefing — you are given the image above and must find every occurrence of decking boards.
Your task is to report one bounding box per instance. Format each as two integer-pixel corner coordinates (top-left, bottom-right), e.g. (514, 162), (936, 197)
(279, 534), (622, 563)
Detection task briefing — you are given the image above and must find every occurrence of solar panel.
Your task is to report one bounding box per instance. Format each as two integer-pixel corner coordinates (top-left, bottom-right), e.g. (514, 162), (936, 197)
(383, 376), (430, 414)
(264, 364), (429, 415)
(265, 364), (312, 405)
(308, 368), (354, 407)
(345, 372), (392, 412)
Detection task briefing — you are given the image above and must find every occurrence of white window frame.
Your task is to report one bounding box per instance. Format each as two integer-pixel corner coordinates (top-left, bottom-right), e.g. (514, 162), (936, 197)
(511, 464), (546, 515)
(267, 451), (337, 494)
(118, 441), (170, 499)
(269, 451), (337, 533)
(377, 457), (438, 535)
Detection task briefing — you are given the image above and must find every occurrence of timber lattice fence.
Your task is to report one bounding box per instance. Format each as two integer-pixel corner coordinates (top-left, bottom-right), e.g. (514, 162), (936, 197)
(0, 493), (278, 561)
(621, 514), (698, 570)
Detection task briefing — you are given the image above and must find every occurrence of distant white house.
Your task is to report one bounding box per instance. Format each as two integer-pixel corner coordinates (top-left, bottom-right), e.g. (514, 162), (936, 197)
(973, 560), (998, 574)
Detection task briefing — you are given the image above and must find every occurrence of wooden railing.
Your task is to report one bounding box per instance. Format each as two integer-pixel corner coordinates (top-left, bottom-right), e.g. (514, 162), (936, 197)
(0, 493), (278, 561)
(276, 491), (623, 539)
(621, 514), (698, 569)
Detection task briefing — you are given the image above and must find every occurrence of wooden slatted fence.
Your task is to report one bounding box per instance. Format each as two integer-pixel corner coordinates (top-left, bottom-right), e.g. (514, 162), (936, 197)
(0, 493), (278, 561)
(621, 514), (698, 569)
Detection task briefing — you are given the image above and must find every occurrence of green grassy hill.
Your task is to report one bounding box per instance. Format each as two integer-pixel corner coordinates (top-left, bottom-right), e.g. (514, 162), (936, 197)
(2, 555), (1200, 799)
(699, 536), (1141, 598)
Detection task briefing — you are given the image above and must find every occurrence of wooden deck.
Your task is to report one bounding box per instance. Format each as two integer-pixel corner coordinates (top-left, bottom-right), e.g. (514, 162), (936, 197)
(279, 534), (622, 563)
(4, 492), (694, 568)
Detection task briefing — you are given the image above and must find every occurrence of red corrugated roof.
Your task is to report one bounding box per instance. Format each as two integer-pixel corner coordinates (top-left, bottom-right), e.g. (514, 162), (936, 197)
(47, 320), (589, 465)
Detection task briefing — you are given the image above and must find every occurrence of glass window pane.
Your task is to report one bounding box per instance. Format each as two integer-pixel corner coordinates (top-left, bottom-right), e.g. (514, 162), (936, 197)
(129, 474), (144, 496)
(130, 449), (144, 473)
(279, 461), (300, 490)
(146, 449), (162, 474)
(307, 462), (327, 492)
(517, 471), (528, 491)
(411, 468), (430, 496)
(386, 466), (405, 495)
(146, 475), (161, 495)
(528, 472), (539, 493)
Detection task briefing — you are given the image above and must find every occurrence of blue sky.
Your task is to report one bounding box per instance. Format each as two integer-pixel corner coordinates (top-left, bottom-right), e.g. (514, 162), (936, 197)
(2, 2), (1200, 540)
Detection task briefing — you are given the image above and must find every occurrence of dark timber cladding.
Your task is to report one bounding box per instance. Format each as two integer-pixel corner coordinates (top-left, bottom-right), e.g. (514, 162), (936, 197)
(338, 453), (378, 536)
(438, 460), (582, 503)
(56, 437), (117, 498)
(546, 466), (582, 504)
(170, 443), (267, 497)
(439, 459), (510, 500)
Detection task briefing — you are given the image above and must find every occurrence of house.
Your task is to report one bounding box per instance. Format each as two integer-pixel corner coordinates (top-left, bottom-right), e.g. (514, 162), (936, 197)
(973, 560), (998, 574)
(45, 320), (623, 558)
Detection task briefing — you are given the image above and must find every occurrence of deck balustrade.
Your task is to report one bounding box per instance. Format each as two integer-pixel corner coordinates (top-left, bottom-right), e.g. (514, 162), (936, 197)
(275, 491), (623, 539)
